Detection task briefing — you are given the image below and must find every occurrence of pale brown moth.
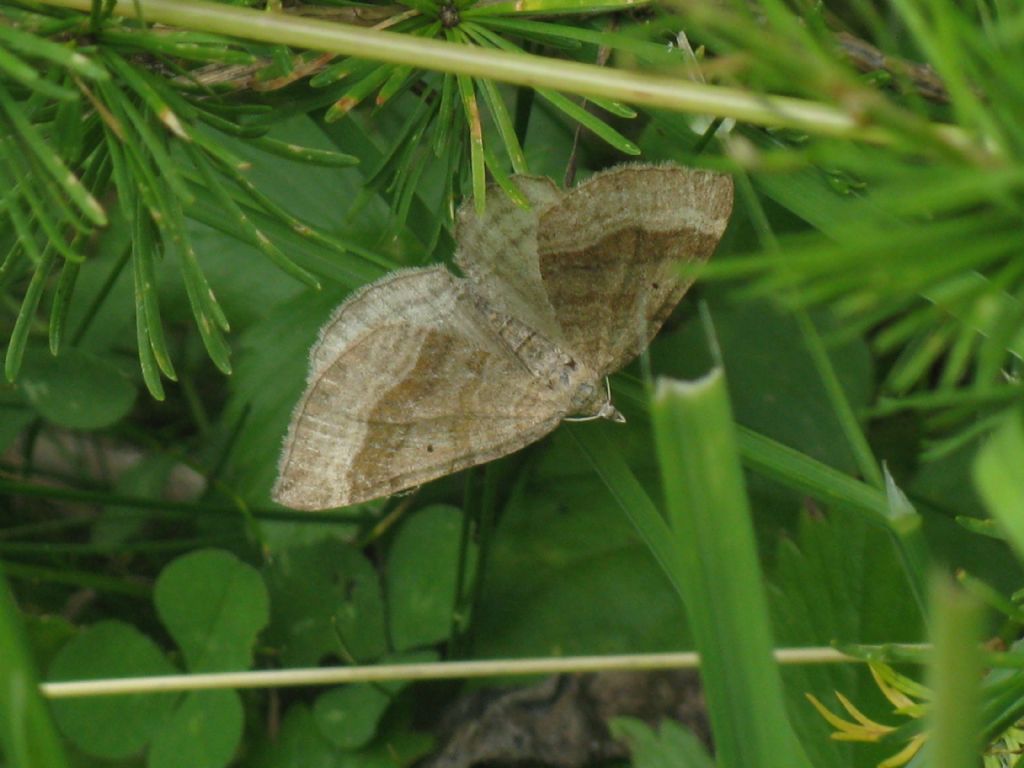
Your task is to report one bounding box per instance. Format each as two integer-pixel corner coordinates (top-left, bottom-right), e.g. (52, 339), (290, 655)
(274, 164), (734, 510)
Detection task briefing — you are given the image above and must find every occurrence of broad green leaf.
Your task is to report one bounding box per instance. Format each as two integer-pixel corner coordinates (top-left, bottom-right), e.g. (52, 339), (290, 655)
(147, 690), (243, 768)
(333, 727), (435, 768)
(263, 539), (388, 666)
(313, 684), (391, 750)
(387, 504), (469, 652)
(769, 509), (923, 767)
(246, 704), (343, 768)
(473, 429), (686, 658)
(247, 701), (434, 768)
(653, 300), (873, 475)
(609, 718), (713, 768)
(311, 651), (431, 751)
(48, 621), (177, 759)
(154, 549), (269, 672)
(18, 347), (136, 430)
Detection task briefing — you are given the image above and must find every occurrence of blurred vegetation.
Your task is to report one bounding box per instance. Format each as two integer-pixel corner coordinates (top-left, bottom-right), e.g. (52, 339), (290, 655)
(2, 0), (1024, 766)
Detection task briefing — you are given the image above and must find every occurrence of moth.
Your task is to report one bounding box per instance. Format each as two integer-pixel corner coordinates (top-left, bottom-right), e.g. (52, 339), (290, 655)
(274, 164), (733, 509)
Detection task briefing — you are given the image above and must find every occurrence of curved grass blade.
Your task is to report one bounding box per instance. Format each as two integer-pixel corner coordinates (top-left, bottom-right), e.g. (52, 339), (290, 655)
(583, 94), (636, 119)
(0, 84), (105, 226)
(167, 199), (232, 375)
(48, 259), (80, 355)
(326, 63), (395, 122)
(249, 135), (358, 166)
(5, 247), (56, 383)
(132, 202), (177, 380)
(309, 56), (377, 89)
(0, 243), (20, 284)
(0, 49), (78, 101)
(0, 24), (107, 81)
(184, 142), (319, 289)
(0, 171), (43, 266)
(103, 51), (190, 139)
(376, 63), (417, 108)
(132, 239), (168, 401)
(98, 26), (257, 66)
(432, 73), (456, 156)
(189, 142), (364, 269)
(538, 87), (640, 153)
(483, 143), (529, 208)
(0, 139), (88, 263)
(478, 17), (677, 60)
(95, 78), (193, 206)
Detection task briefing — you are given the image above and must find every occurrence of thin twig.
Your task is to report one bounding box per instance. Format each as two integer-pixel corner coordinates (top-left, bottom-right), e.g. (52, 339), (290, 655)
(36, 0), (967, 149)
(39, 647), (876, 699)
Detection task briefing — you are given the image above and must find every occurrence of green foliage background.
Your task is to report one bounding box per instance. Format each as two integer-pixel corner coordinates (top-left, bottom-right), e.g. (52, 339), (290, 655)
(2, 0), (1024, 767)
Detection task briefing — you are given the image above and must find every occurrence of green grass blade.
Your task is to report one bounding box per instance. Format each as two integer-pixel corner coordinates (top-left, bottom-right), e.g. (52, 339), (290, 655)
(467, 0), (652, 16)
(796, 310), (884, 488)
(0, 567), (71, 768)
(249, 135), (358, 167)
(0, 171), (43, 266)
(376, 63), (418, 107)
(188, 144), (365, 270)
(482, 144), (528, 208)
(0, 140), (87, 263)
(0, 23), (106, 80)
(536, 87), (640, 155)
(567, 424), (681, 591)
(103, 51), (191, 139)
(462, 22), (640, 155)
(432, 74), (457, 157)
(5, 247), (56, 383)
(172, 215), (233, 375)
(478, 17), (675, 60)
(461, 24), (527, 173)
(454, 69), (486, 214)
(185, 142), (320, 289)
(735, 424), (929, 614)
(926, 576), (983, 768)
(98, 27), (257, 65)
(325, 63), (395, 122)
(132, 203), (177, 380)
(48, 258), (80, 355)
(133, 253), (167, 401)
(651, 370), (812, 768)
(736, 426), (891, 521)
(0, 83), (106, 226)
(0, 48), (78, 101)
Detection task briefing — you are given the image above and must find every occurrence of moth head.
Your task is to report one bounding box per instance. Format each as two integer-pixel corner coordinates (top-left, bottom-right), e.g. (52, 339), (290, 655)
(568, 380), (625, 423)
